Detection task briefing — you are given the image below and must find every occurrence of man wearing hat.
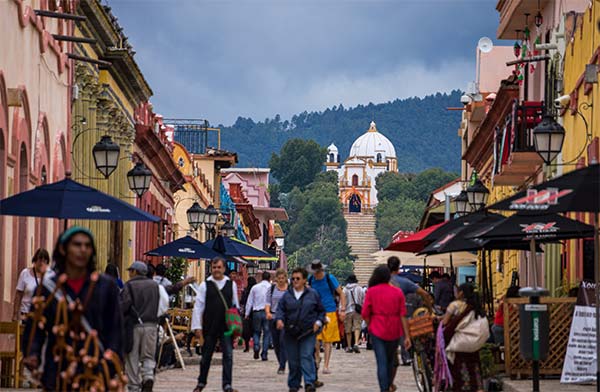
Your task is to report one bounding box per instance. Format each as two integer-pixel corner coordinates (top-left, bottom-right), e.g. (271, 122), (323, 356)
(121, 261), (168, 392)
(307, 260), (346, 376)
(342, 274), (364, 353)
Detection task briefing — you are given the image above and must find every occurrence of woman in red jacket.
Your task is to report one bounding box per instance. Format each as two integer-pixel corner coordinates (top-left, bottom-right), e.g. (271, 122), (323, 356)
(362, 265), (411, 392)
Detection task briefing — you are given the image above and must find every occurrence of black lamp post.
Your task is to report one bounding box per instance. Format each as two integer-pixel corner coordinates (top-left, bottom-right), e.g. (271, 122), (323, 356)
(92, 135), (120, 178)
(201, 204), (218, 239)
(221, 222), (235, 238)
(466, 179), (490, 211)
(186, 202), (205, 231)
(127, 162), (152, 197)
(454, 190), (471, 216)
(533, 115), (566, 165)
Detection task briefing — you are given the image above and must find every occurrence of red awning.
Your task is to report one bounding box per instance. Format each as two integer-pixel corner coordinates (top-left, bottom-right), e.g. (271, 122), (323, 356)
(385, 221), (447, 253)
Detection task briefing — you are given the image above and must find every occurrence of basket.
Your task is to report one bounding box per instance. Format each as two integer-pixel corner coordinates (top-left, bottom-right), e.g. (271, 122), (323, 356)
(408, 314), (434, 338)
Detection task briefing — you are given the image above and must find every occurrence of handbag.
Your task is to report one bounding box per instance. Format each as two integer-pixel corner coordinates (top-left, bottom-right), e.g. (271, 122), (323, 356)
(349, 288), (362, 314)
(445, 310), (490, 354)
(213, 281), (243, 339)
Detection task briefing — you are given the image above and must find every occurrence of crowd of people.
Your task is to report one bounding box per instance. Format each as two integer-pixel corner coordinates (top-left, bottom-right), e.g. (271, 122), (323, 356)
(12, 226), (498, 392)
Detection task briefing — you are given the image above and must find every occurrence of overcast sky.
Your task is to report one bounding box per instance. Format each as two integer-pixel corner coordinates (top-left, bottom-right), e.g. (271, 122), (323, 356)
(109, 0), (500, 125)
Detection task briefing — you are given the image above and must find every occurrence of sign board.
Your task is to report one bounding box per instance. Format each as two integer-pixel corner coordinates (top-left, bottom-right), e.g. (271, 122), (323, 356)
(561, 281), (597, 383)
(525, 304), (548, 312)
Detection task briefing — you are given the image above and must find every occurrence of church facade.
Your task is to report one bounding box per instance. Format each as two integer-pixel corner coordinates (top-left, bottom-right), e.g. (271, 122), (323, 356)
(325, 121), (398, 213)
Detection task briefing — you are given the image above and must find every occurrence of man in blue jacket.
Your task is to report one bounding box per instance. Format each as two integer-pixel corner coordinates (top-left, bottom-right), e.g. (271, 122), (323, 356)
(276, 267), (326, 392)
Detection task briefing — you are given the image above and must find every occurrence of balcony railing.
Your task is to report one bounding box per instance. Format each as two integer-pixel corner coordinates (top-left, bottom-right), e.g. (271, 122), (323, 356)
(494, 100), (544, 185)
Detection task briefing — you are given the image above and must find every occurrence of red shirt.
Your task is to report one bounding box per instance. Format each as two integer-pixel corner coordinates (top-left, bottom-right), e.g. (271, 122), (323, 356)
(361, 283), (407, 341)
(494, 305), (504, 326)
(67, 276), (87, 295)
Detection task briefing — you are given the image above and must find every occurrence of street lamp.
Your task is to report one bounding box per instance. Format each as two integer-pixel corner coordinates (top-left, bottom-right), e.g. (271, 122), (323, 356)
(533, 115), (566, 165)
(466, 179), (490, 211)
(127, 162), (152, 197)
(221, 222), (236, 238)
(454, 190), (471, 216)
(204, 205), (218, 230)
(92, 135), (120, 178)
(186, 202), (205, 231)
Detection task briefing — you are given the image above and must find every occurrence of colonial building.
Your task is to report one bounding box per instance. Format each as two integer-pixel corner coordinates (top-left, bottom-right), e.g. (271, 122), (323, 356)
(325, 121), (397, 213)
(0, 0), (72, 320)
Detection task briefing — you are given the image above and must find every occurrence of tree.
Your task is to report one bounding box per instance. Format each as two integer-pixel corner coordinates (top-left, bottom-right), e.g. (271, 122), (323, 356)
(375, 197), (425, 247)
(269, 139), (327, 193)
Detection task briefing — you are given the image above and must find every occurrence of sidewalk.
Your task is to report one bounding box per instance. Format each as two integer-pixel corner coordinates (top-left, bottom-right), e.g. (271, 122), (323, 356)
(503, 378), (595, 392)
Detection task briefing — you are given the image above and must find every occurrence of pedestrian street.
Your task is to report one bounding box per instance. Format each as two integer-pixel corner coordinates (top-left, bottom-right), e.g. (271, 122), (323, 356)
(153, 347), (419, 392)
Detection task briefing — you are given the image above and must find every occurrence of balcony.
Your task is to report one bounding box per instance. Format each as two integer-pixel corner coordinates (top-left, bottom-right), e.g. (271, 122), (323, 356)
(494, 101), (544, 186)
(496, 0), (551, 39)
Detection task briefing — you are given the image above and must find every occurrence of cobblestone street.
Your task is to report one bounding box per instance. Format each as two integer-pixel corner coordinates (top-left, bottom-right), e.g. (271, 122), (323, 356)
(153, 346), (419, 392)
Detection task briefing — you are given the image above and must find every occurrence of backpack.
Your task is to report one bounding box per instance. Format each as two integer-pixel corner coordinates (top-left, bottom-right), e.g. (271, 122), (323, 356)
(308, 273), (339, 305)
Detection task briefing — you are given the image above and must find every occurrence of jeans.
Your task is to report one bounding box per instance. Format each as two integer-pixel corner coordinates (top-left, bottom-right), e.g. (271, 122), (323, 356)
(125, 324), (158, 392)
(284, 332), (317, 389)
(371, 335), (400, 392)
(197, 334), (233, 390)
(252, 310), (271, 359)
(269, 320), (287, 370)
(492, 324), (504, 346)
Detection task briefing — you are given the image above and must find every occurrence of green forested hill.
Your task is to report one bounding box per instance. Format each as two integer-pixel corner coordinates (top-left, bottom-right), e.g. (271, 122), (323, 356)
(216, 90), (463, 172)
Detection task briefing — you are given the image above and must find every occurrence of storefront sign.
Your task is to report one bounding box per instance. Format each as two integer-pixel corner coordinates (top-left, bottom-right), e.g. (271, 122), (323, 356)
(561, 281), (597, 383)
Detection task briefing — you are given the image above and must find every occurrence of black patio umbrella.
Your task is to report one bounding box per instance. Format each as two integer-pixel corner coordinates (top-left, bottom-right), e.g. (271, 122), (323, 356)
(487, 164), (600, 388)
(422, 211), (506, 243)
(487, 164), (599, 213)
(145, 235), (222, 259)
(0, 177), (159, 223)
(420, 218), (541, 317)
(471, 213), (595, 242)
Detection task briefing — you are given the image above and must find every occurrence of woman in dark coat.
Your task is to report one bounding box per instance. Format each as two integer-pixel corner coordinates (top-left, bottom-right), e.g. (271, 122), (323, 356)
(441, 283), (484, 392)
(240, 276), (257, 352)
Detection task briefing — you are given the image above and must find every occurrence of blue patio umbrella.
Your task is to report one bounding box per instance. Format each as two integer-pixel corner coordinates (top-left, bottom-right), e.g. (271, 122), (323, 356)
(204, 235), (276, 259)
(0, 178), (159, 222)
(145, 236), (221, 259)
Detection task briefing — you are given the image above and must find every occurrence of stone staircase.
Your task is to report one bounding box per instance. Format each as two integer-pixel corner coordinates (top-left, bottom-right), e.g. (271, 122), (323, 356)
(345, 212), (380, 285)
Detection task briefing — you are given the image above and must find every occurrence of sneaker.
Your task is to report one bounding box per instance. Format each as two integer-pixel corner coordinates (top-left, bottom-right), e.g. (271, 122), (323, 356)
(352, 345), (361, 354)
(141, 379), (153, 392)
(277, 368), (285, 375)
(314, 380), (324, 388)
(344, 347), (352, 353)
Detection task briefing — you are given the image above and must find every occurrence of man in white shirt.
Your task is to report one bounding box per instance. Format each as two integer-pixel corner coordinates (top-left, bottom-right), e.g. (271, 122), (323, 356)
(192, 257), (240, 392)
(244, 271), (272, 361)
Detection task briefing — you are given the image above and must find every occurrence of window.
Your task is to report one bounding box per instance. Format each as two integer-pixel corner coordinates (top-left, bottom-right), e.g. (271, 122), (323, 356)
(352, 174), (359, 186)
(329, 153), (334, 163)
(178, 157), (185, 167)
(376, 153), (382, 163)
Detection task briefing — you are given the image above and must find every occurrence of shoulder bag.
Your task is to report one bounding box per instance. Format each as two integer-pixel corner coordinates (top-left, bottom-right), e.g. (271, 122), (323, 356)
(445, 309), (490, 354)
(213, 281), (243, 339)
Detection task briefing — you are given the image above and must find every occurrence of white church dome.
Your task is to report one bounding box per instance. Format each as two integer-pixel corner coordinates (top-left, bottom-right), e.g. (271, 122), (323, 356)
(349, 121), (396, 159)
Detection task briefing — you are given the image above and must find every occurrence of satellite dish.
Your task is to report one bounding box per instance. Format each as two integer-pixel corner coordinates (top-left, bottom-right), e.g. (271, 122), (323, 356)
(478, 37), (494, 53)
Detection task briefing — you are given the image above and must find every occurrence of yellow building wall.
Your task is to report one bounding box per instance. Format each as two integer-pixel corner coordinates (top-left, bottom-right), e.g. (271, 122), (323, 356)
(561, 3), (600, 289)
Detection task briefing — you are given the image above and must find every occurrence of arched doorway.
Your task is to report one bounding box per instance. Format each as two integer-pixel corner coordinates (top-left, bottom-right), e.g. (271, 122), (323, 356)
(17, 143), (29, 274)
(351, 174), (359, 187)
(349, 193), (361, 213)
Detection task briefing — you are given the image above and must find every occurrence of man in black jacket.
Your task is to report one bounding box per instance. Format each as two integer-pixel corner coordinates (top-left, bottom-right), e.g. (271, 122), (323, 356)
(121, 261), (165, 392)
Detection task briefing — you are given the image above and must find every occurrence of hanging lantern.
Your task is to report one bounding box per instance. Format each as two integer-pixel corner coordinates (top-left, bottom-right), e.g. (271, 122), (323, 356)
(535, 11), (543, 28)
(533, 115), (566, 164)
(127, 162), (152, 197)
(204, 205), (218, 229)
(466, 179), (490, 211)
(186, 202), (205, 231)
(454, 190), (471, 216)
(92, 135), (120, 178)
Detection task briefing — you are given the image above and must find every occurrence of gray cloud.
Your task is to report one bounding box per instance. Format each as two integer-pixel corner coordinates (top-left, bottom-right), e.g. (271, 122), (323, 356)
(109, 0), (500, 124)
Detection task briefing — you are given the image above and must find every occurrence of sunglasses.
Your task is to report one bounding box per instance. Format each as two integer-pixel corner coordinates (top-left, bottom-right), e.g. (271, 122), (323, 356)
(291, 277), (303, 281)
